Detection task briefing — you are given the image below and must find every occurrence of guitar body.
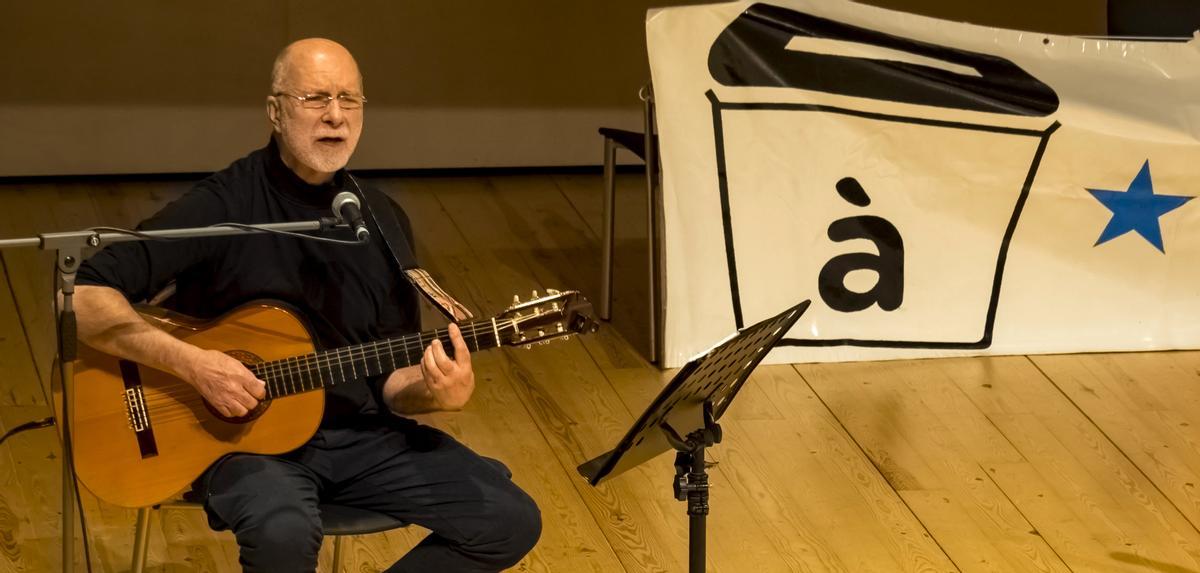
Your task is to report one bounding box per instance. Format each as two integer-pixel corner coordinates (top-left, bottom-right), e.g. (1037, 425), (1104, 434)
(52, 302), (325, 508)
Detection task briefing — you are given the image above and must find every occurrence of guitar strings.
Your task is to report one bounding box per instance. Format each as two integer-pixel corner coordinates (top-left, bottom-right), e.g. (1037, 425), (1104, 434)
(143, 301), (574, 418)
(143, 331), (574, 425)
(139, 322), (521, 425)
(139, 320), (496, 408)
(140, 321), (504, 422)
(138, 317), (537, 422)
(139, 323), (501, 414)
(256, 325), (494, 400)
(256, 319), (503, 397)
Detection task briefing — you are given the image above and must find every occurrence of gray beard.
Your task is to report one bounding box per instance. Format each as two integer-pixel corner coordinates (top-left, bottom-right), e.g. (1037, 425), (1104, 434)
(280, 132), (353, 176)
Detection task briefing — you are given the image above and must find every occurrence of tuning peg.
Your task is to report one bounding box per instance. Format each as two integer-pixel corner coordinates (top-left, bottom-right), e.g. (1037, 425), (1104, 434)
(556, 323), (565, 333)
(551, 302), (560, 312)
(531, 290), (539, 299)
(512, 295), (521, 305)
(547, 288), (560, 295)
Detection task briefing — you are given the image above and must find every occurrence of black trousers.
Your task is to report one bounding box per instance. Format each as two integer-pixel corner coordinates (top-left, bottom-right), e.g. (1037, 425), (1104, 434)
(197, 416), (541, 572)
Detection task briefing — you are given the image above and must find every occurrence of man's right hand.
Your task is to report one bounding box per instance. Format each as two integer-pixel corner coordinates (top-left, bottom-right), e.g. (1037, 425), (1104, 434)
(184, 349), (268, 417)
(75, 285), (268, 418)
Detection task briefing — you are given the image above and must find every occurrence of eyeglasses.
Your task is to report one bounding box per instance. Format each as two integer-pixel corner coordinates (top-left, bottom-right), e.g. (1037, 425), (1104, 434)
(275, 92), (367, 110)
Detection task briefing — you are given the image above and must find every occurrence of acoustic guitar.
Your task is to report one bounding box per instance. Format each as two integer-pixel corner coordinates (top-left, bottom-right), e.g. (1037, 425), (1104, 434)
(53, 289), (597, 508)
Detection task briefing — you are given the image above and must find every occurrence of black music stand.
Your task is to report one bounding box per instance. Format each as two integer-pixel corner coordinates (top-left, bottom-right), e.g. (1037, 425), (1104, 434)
(577, 300), (809, 573)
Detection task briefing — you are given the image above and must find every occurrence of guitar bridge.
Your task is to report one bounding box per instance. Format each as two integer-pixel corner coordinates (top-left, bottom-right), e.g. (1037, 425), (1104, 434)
(124, 387), (148, 432)
(119, 360), (159, 458)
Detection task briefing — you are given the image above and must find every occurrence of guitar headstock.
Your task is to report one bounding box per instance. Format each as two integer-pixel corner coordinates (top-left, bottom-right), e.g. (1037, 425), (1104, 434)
(496, 289), (599, 348)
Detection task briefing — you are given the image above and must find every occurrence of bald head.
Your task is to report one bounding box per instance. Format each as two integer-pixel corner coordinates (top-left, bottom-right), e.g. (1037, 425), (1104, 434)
(270, 38), (362, 94)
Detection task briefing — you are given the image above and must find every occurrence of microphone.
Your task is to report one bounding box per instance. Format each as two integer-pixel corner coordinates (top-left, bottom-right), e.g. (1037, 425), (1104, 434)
(332, 191), (370, 243)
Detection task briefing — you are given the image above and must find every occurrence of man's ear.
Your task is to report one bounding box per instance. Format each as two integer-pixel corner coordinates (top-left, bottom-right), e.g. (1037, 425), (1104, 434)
(266, 96), (282, 133)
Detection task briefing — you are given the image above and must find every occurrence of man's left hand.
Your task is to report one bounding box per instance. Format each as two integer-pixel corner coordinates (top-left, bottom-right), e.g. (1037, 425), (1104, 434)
(420, 323), (475, 411)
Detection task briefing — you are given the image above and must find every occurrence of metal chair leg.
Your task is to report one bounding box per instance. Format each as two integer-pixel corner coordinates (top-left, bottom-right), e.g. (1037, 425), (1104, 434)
(648, 171), (664, 365)
(332, 535), (344, 573)
(643, 92), (661, 364)
(600, 137), (617, 321)
(131, 507), (153, 573)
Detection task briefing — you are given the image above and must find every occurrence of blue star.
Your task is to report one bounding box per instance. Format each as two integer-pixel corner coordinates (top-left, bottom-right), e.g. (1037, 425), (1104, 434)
(1087, 160), (1193, 253)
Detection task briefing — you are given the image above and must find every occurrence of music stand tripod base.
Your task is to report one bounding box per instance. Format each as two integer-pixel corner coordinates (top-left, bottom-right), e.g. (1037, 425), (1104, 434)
(578, 300), (810, 573)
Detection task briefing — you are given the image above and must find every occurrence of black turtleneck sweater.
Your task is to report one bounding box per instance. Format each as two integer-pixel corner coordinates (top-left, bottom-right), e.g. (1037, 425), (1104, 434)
(77, 139), (421, 425)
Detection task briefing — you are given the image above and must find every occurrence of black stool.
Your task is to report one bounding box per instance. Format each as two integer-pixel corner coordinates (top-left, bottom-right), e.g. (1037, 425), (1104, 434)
(130, 500), (408, 572)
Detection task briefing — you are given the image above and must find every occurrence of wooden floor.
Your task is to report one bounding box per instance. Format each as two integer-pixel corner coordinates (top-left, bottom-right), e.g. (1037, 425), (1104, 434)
(2, 171), (1200, 572)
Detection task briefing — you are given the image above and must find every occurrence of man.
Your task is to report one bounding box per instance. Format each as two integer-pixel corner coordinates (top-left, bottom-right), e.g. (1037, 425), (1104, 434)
(74, 38), (541, 572)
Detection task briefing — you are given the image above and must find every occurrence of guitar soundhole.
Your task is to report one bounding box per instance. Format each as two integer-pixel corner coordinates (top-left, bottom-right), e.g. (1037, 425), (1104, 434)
(204, 399), (270, 424)
(203, 349), (271, 424)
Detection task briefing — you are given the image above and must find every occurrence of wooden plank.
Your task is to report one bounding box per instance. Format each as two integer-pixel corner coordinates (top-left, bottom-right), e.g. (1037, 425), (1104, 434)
(325, 525), (427, 572)
(0, 538), (54, 573)
(800, 358), (1082, 572)
(512, 172), (649, 372)
(0, 412), (53, 573)
(951, 356), (1200, 570)
(1031, 352), (1200, 530)
(552, 172), (603, 241)
(0, 407), (62, 542)
(0, 257), (42, 407)
(0, 186), (60, 398)
(779, 364), (960, 571)
(901, 489), (1066, 573)
(0, 404), (98, 571)
(0, 221), (58, 572)
(546, 172), (655, 358)
(799, 361), (945, 490)
(155, 505), (234, 572)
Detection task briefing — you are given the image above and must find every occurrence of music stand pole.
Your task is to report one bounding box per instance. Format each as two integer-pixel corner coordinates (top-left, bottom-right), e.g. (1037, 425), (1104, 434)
(662, 401), (722, 573)
(578, 301), (809, 573)
(0, 219), (346, 572)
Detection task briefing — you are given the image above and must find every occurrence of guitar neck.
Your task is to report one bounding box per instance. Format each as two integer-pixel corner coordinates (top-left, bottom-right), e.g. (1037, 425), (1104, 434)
(249, 317), (514, 399)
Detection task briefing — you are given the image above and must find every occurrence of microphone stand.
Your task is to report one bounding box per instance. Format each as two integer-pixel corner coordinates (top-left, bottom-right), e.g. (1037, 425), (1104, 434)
(0, 217), (348, 573)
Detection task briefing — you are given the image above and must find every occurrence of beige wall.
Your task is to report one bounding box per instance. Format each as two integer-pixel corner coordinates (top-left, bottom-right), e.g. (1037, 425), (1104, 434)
(0, 1), (1103, 176)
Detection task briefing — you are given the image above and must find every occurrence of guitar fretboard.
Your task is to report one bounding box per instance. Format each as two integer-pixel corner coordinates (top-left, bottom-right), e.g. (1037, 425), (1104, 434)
(248, 318), (517, 399)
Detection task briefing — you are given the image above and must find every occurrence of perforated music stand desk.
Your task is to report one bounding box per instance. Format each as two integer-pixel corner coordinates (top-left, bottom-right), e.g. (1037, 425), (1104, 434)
(578, 300), (809, 573)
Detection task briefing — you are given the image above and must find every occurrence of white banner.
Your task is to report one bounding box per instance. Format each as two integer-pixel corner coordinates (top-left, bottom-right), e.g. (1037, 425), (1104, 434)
(649, 0), (1200, 366)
